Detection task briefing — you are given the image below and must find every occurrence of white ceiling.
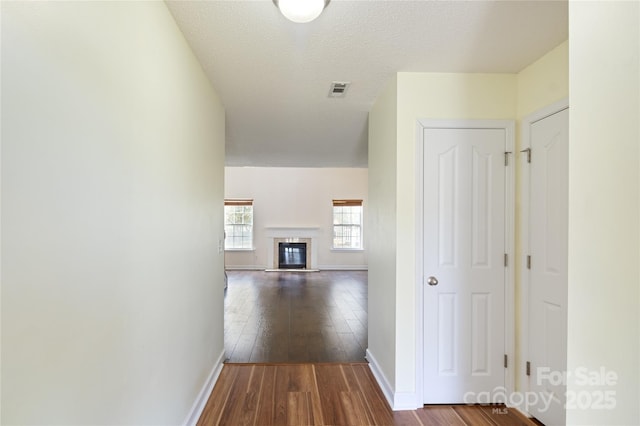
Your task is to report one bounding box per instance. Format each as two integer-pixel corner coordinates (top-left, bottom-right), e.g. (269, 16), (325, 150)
(166, 0), (568, 167)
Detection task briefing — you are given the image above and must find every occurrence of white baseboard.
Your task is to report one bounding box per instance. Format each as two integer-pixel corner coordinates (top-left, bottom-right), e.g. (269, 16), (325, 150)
(224, 265), (264, 270)
(317, 265), (368, 270)
(365, 349), (395, 409)
(225, 265), (368, 271)
(366, 349), (420, 411)
(392, 392), (420, 410)
(183, 350), (225, 426)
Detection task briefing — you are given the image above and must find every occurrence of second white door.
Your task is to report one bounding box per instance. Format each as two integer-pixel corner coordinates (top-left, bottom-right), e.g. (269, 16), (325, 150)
(527, 106), (569, 425)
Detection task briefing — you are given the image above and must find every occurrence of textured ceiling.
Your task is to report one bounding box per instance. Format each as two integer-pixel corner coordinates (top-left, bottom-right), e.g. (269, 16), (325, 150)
(166, 0), (568, 167)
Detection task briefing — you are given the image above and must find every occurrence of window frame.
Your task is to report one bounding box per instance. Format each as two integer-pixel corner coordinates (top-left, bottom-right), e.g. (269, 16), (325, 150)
(331, 199), (364, 250)
(224, 199), (254, 251)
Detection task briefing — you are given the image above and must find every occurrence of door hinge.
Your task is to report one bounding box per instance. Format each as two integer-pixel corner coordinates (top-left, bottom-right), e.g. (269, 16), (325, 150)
(504, 151), (512, 166)
(526, 255), (531, 269)
(504, 354), (508, 368)
(504, 253), (508, 267)
(526, 361), (531, 376)
(521, 147), (531, 163)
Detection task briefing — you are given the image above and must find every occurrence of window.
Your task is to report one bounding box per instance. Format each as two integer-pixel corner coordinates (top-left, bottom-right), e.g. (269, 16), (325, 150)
(224, 199), (253, 250)
(332, 199), (363, 249)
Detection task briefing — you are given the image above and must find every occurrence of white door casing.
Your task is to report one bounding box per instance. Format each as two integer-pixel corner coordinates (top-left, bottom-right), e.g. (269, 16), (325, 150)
(419, 121), (514, 404)
(526, 106), (569, 425)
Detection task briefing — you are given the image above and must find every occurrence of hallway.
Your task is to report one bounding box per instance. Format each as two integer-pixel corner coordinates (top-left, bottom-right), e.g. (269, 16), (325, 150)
(224, 271), (367, 363)
(197, 363), (539, 426)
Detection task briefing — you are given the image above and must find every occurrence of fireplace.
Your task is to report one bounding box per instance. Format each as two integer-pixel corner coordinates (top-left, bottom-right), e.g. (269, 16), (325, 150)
(278, 242), (307, 269)
(265, 227), (319, 271)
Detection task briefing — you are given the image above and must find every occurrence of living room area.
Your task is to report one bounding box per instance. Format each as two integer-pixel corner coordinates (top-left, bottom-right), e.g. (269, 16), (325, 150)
(223, 167), (368, 271)
(223, 166), (369, 363)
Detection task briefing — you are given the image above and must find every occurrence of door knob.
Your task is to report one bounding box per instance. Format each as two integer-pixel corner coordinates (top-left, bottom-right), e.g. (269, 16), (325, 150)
(427, 276), (439, 286)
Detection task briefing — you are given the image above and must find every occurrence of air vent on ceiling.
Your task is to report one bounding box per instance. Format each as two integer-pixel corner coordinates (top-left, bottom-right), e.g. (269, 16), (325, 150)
(328, 81), (351, 98)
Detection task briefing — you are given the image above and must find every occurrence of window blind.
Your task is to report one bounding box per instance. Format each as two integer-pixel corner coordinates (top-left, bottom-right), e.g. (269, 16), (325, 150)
(332, 199), (362, 207)
(224, 199), (253, 207)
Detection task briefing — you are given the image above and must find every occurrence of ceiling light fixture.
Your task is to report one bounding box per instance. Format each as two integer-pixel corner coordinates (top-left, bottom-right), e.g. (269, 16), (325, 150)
(273, 0), (330, 23)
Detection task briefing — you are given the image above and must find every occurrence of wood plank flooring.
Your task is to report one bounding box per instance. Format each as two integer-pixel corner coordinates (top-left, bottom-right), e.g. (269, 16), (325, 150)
(197, 363), (538, 426)
(224, 271), (367, 363)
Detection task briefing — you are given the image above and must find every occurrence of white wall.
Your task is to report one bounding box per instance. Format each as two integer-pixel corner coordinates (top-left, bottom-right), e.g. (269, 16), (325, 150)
(567, 1), (639, 424)
(1, 2), (226, 424)
(224, 167), (367, 270)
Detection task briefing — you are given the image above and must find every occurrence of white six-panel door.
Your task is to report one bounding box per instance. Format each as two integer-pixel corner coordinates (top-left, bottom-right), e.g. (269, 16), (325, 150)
(527, 107), (569, 425)
(422, 125), (510, 403)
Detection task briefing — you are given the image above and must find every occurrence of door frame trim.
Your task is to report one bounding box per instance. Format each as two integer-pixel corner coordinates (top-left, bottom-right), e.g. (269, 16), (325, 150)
(519, 99), (569, 416)
(415, 119), (516, 405)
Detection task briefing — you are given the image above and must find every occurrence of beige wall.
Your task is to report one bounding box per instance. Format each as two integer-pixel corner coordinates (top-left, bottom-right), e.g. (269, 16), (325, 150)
(1, 2), (226, 424)
(224, 167), (368, 270)
(567, 1), (639, 424)
(368, 72), (518, 406)
(395, 73), (517, 398)
(517, 41), (569, 119)
(370, 19), (640, 423)
(368, 44), (569, 406)
(367, 75), (399, 392)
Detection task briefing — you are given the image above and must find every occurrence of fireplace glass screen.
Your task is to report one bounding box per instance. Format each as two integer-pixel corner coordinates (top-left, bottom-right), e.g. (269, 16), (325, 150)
(278, 242), (307, 269)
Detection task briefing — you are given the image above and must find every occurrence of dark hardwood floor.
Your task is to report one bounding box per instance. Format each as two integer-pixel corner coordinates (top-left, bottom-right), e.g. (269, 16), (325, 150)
(218, 271), (539, 425)
(224, 270), (367, 363)
(197, 363), (538, 426)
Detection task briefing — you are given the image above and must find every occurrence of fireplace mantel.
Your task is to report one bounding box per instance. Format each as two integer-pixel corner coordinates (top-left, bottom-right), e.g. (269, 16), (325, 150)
(265, 227), (320, 238)
(265, 227), (320, 270)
